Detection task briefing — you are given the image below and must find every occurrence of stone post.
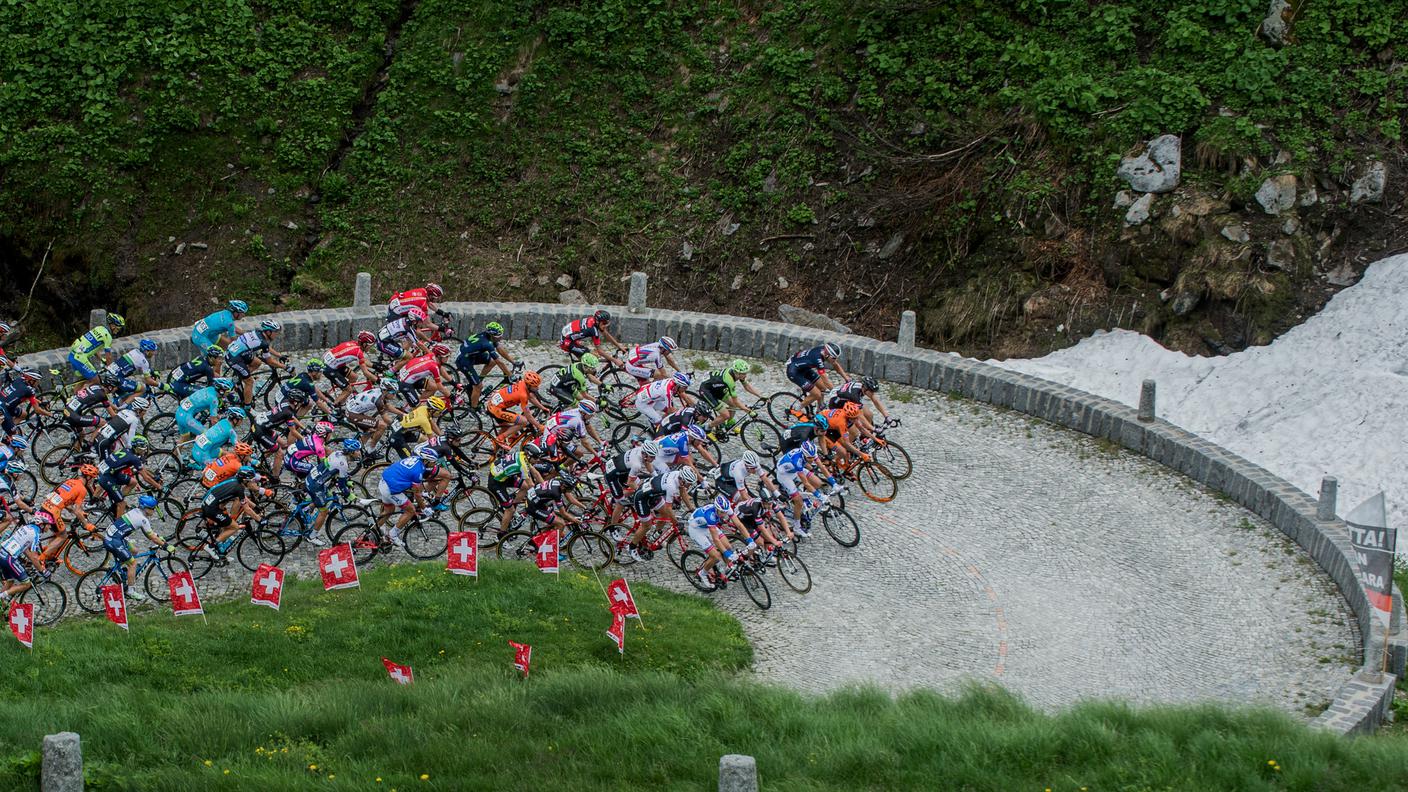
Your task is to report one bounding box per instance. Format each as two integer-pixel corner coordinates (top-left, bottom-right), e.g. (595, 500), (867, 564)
(718, 754), (758, 792)
(628, 272), (648, 314)
(1317, 477), (1338, 521)
(1137, 379), (1156, 422)
(354, 272), (372, 309)
(88, 308), (106, 331)
(42, 732), (82, 792)
(898, 310), (916, 351)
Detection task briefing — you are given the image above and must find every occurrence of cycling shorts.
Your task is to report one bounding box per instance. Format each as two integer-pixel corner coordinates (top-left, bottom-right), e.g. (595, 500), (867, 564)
(0, 554), (28, 582)
(376, 340), (404, 359)
(103, 536), (134, 564)
(67, 352), (99, 380)
(686, 519), (716, 551)
(377, 478), (410, 508)
(228, 353), (256, 380)
(785, 361), (821, 392)
(95, 472), (131, 504)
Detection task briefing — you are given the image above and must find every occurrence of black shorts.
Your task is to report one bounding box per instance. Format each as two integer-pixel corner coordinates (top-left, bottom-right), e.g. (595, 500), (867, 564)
(95, 472), (131, 504)
(252, 430), (281, 452)
(487, 476), (519, 507)
(524, 499), (556, 523)
(698, 382), (729, 409)
(326, 367), (350, 389)
(714, 476), (739, 499)
(785, 362), (821, 392)
(229, 354), (256, 380)
(377, 340), (405, 359)
(65, 412), (101, 430)
(630, 489), (664, 519)
(603, 467), (630, 500)
(201, 501), (233, 529)
(455, 356), (491, 385)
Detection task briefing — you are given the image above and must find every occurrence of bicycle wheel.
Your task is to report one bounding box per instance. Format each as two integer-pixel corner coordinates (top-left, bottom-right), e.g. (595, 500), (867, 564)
(666, 531), (689, 571)
(75, 566), (120, 614)
(144, 450), (187, 490)
(403, 517), (449, 559)
(536, 364), (565, 382)
(144, 556), (189, 602)
(765, 391), (804, 426)
(821, 508), (861, 548)
(268, 510), (305, 555)
(459, 506), (498, 532)
(62, 536), (109, 576)
(599, 374), (636, 420)
(236, 527), (286, 572)
(20, 580), (67, 625)
(39, 444), (76, 485)
(333, 522), (381, 567)
(450, 485), (496, 522)
(776, 549), (812, 594)
(144, 412), (180, 449)
(854, 461), (898, 503)
(738, 419), (782, 459)
(184, 544), (217, 580)
(738, 566), (772, 609)
(610, 421), (648, 449)
(565, 530), (613, 571)
(5, 468), (38, 504)
(494, 530), (537, 562)
(679, 549), (716, 592)
(872, 439), (912, 480)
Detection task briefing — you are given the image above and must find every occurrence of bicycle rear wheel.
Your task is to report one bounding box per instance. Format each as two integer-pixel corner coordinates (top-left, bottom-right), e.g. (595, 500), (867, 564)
(144, 412), (180, 450)
(144, 556), (189, 602)
(20, 580), (67, 625)
(62, 536), (109, 576)
(738, 419), (781, 459)
(459, 506), (498, 533)
(39, 444), (76, 486)
(6, 467), (38, 504)
(776, 549), (812, 594)
(333, 522), (381, 567)
(565, 530), (613, 571)
(609, 421), (648, 450)
(738, 567), (772, 609)
(821, 508), (861, 548)
(855, 461), (898, 503)
(679, 549), (716, 592)
(236, 527), (286, 572)
(495, 530), (537, 562)
(599, 372), (636, 420)
(75, 567), (120, 614)
(765, 391), (804, 427)
(403, 517), (449, 559)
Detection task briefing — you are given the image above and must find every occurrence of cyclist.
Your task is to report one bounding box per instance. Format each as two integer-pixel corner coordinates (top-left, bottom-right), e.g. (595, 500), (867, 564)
(623, 336), (682, 382)
(413, 431), (469, 509)
(488, 446), (546, 538)
(280, 420), (334, 482)
(387, 283), (444, 322)
(0, 439), (35, 522)
(94, 396), (150, 458)
(658, 424), (717, 472)
(377, 446), (436, 550)
(395, 343), (453, 404)
(774, 441), (825, 537)
(322, 331), (377, 401)
(100, 494), (175, 601)
(189, 407), (247, 466)
(227, 320), (288, 407)
(174, 379), (232, 441)
(543, 352), (599, 409)
(0, 321), (12, 370)
(36, 464), (99, 560)
(63, 378), (117, 443)
(623, 466), (697, 560)
(348, 375), (405, 451)
(375, 308), (431, 362)
(95, 435), (162, 516)
(249, 401), (303, 474)
(601, 440), (663, 558)
(0, 367), (52, 438)
(455, 322), (517, 409)
(560, 310), (626, 361)
(104, 339), (161, 401)
(786, 342), (847, 415)
(735, 495), (793, 551)
(191, 299), (249, 351)
(819, 401), (872, 466)
(199, 442), (255, 490)
(689, 495), (750, 588)
(633, 372), (694, 428)
(68, 311), (127, 383)
(486, 372), (548, 445)
(278, 360), (332, 416)
(828, 375), (891, 427)
(698, 360), (765, 436)
(167, 346), (226, 398)
(780, 414), (826, 455)
(520, 471), (587, 531)
(541, 399), (603, 460)
(387, 395), (446, 459)
(199, 467), (270, 558)
(303, 438), (362, 546)
(714, 450), (775, 502)
(655, 404), (712, 439)
(0, 519), (47, 602)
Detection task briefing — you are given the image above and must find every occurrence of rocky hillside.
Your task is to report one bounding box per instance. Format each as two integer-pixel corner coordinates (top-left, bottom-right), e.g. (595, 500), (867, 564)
(1, 0), (1405, 356)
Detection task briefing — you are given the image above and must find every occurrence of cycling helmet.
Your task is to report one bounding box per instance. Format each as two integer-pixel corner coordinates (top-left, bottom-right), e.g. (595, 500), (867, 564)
(860, 376), (879, 391)
(593, 309), (612, 324)
(523, 371), (542, 388)
(227, 299), (249, 314)
(356, 330), (376, 346)
(579, 352), (600, 369)
(138, 494), (158, 509)
(379, 375), (399, 390)
(17, 367), (40, 384)
(406, 307), (427, 323)
(442, 426), (466, 441)
(418, 446), (439, 463)
(658, 336), (677, 352)
(236, 466), (257, 481)
(259, 319), (281, 333)
(107, 313), (127, 330)
(692, 403), (714, 421)
(713, 494), (734, 514)
(426, 395), (448, 412)
(0, 321), (10, 337)
(8, 437), (28, 451)
(78, 463), (99, 478)
(843, 401), (863, 416)
(205, 345), (226, 360)
(672, 371), (691, 388)
(730, 359), (750, 374)
(821, 342), (840, 358)
(5, 460), (25, 474)
(677, 467), (699, 486)
(523, 441), (546, 458)
(685, 425), (707, 441)
(741, 450), (760, 469)
(129, 397), (151, 411)
(99, 373), (120, 389)
(640, 440), (662, 457)
(306, 358), (326, 372)
(425, 283), (444, 300)
(313, 421), (334, 437)
(558, 471), (578, 488)
(800, 441), (818, 458)
(138, 339), (158, 353)
(213, 377), (234, 392)
(431, 343), (451, 357)
(342, 438), (363, 453)
(812, 415), (828, 430)
(577, 399), (598, 416)
(285, 388), (310, 405)
(484, 321), (504, 338)
(130, 435), (149, 450)
(233, 442), (254, 458)
(224, 406), (247, 422)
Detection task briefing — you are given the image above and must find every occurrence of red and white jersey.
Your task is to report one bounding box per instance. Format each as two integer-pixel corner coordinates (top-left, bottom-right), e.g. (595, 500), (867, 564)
(397, 354), (442, 385)
(377, 318), (415, 343)
(323, 341), (365, 370)
(388, 288), (429, 318)
(627, 343), (666, 371)
(560, 317), (602, 343)
(546, 409), (587, 440)
(636, 378), (678, 405)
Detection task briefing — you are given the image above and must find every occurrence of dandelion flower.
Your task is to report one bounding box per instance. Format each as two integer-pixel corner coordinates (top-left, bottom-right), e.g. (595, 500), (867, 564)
(420, 774), (430, 780)
(203, 760), (213, 767)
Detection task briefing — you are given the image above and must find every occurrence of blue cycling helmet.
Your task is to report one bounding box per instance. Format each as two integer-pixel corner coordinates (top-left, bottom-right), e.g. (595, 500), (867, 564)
(228, 299), (249, 314)
(236, 466), (257, 481)
(213, 377), (234, 392)
(800, 441), (818, 458)
(672, 371), (692, 388)
(811, 415), (827, 430)
(713, 494), (733, 514)
(137, 494), (158, 509)
(138, 339), (157, 353)
(205, 345), (226, 360)
(342, 438), (363, 453)
(224, 406), (247, 421)
(8, 436), (28, 451)
(418, 446), (439, 463)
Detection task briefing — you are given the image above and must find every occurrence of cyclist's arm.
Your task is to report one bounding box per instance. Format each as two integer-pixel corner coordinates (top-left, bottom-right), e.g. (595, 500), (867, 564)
(494, 343), (516, 365)
(829, 359), (849, 380)
(139, 468), (163, 488)
(662, 352), (682, 373)
(867, 392), (890, 419)
(23, 547), (45, 570)
(601, 329), (627, 353)
(743, 380), (764, 399)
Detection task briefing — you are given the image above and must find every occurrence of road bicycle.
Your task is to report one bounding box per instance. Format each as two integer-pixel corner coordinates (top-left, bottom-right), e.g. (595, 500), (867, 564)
(74, 546), (189, 612)
(334, 503), (449, 565)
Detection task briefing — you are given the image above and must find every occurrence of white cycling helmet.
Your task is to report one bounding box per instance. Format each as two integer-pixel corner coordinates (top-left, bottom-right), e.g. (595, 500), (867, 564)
(640, 440), (662, 457)
(658, 336), (677, 352)
(741, 450), (760, 469)
(677, 467), (699, 486)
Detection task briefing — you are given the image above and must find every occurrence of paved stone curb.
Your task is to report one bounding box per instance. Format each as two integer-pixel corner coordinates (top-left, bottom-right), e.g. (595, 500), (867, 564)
(19, 300), (1404, 734)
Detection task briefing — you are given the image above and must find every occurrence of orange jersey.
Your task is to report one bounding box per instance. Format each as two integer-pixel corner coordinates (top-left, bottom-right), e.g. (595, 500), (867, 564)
(201, 452), (243, 489)
(488, 381), (530, 411)
(822, 408), (851, 435)
(41, 478), (88, 526)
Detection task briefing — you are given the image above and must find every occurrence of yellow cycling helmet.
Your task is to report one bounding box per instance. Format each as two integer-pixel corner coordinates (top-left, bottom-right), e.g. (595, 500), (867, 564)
(427, 395), (448, 412)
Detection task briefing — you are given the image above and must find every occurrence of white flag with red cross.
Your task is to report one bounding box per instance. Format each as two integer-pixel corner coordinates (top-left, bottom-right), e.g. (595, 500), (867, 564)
(167, 570), (205, 617)
(381, 657), (414, 685)
(533, 529), (559, 575)
(509, 640), (532, 678)
(606, 611), (625, 654)
(318, 544), (360, 591)
(8, 601), (33, 649)
(101, 583), (129, 631)
(447, 531), (478, 576)
(250, 564), (284, 610)
(606, 577), (639, 619)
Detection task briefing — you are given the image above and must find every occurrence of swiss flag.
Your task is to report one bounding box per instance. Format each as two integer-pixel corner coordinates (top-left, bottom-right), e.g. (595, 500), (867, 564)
(533, 529), (559, 574)
(381, 657), (414, 685)
(250, 564), (284, 610)
(509, 640), (532, 678)
(318, 544), (360, 591)
(446, 531), (478, 576)
(101, 584), (129, 631)
(606, 611), (625, 654)
(167, 570), (204, 617)
(8, 601), (33, 649)
(606, 578), (639, 619)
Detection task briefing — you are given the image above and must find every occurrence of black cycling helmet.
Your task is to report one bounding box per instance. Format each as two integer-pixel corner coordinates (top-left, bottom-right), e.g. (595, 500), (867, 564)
(99, 372), (120, 389)
(860, 376), (879, 391)
(558, 470), (578, 488)
(593, 309), (612, 324)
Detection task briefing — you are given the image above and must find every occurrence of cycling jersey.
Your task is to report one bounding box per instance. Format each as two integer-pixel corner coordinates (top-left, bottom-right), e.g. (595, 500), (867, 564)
(226, 330), (267, 359)
(201, 452), (243, 489)
(105, 349), (152, 380)
(191, 418), (238, 465)
(98, 448), (144, 477)
(284, 435), (326, 477)
(307, 451), (352, 507)
(380, 457), (424, 494)
(64, 384), (112, 416)
(487, 381), (531, 421)
(95, 409), (140, 452)
(192, 310), (236, 347)
(280, 373), (320, 405)
(829, 381), (867, 406)
(388, 288), (430, 318)
(456, 334), (498, 367)
(821, 408), (851, 438)
(489, 451), (529, 482)
(104, 509), (153, 543)
(716, 459), (752, 495)
(560, 317), (603, 345)
(774, 448), (809, 495)
(169, 358), (216, 397)
(70, 326), (113, 363)
(656, 408), (703, 438)
(323, 341), (365, 370)
(345, 386), (384, 416)
(377, 318), (415, 344)
(1, 523), (41, 558)
(397, 354), (441, 385)
(0, 380), (37, 411)
(398, 406), (434, 436)
(686, 503), (730, 550)
(657, 432), (691, 466)
(525, 478), (566, 506)
(543, 409), (587, 444)
(251, 407), (298, 451)
(548, 362), (590, 401)
(202, 477), (245, 509)
(41, 478), (88, 528)
(790, 346), (828, 372)
(175, 386), (220, 435)
(624, 343), (668, 380)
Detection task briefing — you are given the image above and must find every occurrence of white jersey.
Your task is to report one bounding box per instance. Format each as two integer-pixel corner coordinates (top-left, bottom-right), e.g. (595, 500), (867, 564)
(345, 387), (384, 416)
(1, 523), (41, 557)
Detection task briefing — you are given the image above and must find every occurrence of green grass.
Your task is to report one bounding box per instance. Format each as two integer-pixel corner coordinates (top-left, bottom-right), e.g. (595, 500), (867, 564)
(1, 560), (1407, 790)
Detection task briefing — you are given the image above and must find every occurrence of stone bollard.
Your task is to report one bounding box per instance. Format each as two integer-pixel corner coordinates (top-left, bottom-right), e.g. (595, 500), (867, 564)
(898, 310), (916, 351)
(1317, 477), (1338, 521)
(628, 272), (648, 314)
(42, 732), (82, 792)
(718, 754), (758, 792)
(1137, 379), (1155, 422)
(88, 308), (106, 331)
(354, 272), (372, 309)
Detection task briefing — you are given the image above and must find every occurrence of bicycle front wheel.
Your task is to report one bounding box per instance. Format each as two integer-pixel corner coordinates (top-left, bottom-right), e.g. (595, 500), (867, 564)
(776, 549), (812, 594)
(855, 461), (898, 503)
(403, 517), (449, 559)
(495, 530), (537, 562)
(565, 530), (614, 571)
(765, 391), (804, 427)
(333, 522), (381, 567)
(738, 567), (772, 609)
(873, 439), (912, 480)
(145, 556), (190, 602)
(74, 567), (119, 614)
(821, 508), (861, 548)
(20, 580), (67, 625)
(63, 536), (109, 576)
(236, 528), (286, 572)
(738, 418), (781, 459)
(679, 550), (716, 592)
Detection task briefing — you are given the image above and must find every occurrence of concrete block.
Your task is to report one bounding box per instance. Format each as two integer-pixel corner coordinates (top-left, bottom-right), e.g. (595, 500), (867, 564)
(628, 272), (648, 313)
(1138, 379), (1156, 422)
(42, 732), (82, 792)
(718, 754), (758, 792)
(898, 310), (916, 350)
(354, 272), (372, 308)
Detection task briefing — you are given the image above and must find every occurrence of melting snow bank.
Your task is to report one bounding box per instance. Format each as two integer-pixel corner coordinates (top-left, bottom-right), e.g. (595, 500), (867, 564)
(994, 254), (1408, 542)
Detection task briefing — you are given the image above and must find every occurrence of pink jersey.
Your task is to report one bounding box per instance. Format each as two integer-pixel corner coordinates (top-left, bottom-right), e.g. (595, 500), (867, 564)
(323, 340), (365, 370)
(398, 354), (442, 385)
